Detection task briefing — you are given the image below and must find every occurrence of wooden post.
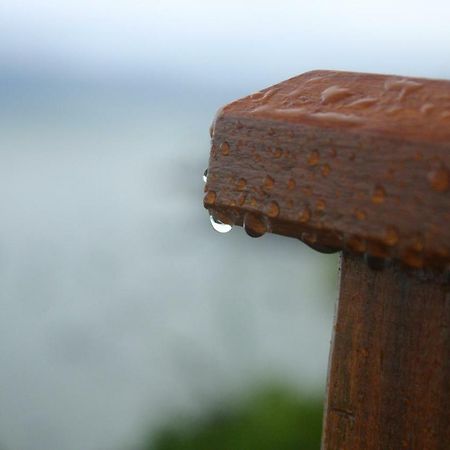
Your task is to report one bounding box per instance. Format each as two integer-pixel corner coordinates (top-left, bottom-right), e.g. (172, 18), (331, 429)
(204, 70), (450, 449)
(323, 253), (449, 449)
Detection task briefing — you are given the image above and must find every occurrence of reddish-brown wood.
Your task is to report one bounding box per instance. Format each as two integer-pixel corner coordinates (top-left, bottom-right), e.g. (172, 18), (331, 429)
(204, 70), (450, 269)
(204, 70), (450, 449)
(323, 253), (450, 450)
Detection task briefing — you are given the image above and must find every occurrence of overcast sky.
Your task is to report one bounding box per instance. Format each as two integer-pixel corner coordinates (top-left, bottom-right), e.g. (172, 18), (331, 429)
(1, 1), (450, 87)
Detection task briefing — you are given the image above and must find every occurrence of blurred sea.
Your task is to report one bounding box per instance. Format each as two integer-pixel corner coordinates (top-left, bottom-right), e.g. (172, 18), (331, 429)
(0, 73), (337, 450)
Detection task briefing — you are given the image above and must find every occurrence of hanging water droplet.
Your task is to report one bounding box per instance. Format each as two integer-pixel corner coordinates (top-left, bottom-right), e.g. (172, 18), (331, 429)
(243, 213), (267, 238)
(203, 169), (208, 183)
(209, 214), (232, 233)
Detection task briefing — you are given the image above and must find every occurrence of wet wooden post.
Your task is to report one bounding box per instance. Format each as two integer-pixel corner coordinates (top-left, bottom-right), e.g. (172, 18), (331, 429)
(203, 71), (450, 449)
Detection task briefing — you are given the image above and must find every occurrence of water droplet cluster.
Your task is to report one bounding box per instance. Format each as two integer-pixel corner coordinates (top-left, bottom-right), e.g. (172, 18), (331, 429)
(204, 71), (450, 268)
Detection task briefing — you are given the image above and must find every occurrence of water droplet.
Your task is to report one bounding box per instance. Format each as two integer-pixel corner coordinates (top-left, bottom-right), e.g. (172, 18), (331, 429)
(355, 209), (366, 220)
(273, 148), (283, 158)
(372, 185), (385, 204)
(209, 214), (232, 233)
(383, 226), (399, 246)
(347, 97), (377, 108)
(385, 105), (403, 116)
(237, 178), (247, 191)
(402, 250), (424, 269)
(263, 175), (275, 190)
(203, 191), (216, 206)
(321, 164), (331, 177)
(420, 103), (435, 115)
(203, 169), (208, 183)
(320, 85), (352, 104)
(307, 150), (320, 166)
(287, 178), (296, 190)
(298, 205), (311, 223)
(244, 213), (267, 238)
(316, 199), (326, 211)
(427, 166), (449, 192)
(411, 235), (424, 252)
(266, 201), (280, 218)
(308, 112), (363, 126)
(264, 87), (280, 100)
(221, 142), (230, 156)
(384, 78), (423, 100)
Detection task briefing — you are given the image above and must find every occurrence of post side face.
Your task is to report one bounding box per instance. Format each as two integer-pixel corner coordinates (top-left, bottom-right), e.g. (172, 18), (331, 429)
(204, 71), (450, 269)
(322, 253), (450, 450)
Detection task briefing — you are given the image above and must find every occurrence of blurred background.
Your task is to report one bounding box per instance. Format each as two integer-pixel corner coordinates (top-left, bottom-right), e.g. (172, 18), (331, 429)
(0, 1), (449, 449)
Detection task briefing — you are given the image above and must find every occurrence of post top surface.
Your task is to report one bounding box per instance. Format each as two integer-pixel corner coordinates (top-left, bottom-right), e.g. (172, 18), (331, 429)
(218, 70), (450, 143)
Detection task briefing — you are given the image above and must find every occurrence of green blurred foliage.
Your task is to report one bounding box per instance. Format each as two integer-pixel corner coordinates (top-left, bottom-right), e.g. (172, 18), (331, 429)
(142, 386), (323, 450)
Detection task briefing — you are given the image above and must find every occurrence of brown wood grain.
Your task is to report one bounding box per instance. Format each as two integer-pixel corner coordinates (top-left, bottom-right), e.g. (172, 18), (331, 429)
(204, 70), (450, 269)
(322, 252), (450, 450)
(204, 70), (450, 449)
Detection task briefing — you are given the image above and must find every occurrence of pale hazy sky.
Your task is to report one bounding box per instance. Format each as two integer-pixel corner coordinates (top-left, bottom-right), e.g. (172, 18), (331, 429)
(1, 1), (450, 86)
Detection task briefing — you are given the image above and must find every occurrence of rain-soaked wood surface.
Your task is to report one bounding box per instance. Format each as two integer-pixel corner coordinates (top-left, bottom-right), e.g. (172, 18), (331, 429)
(204, 70), (450, 449)
(322, 253), (450, 450)
(204, 70), (450, 269)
